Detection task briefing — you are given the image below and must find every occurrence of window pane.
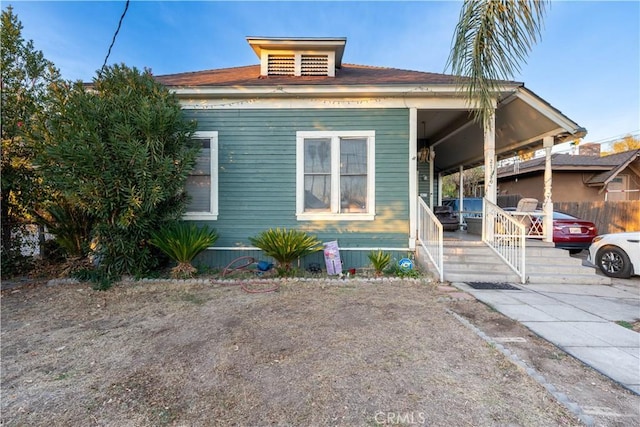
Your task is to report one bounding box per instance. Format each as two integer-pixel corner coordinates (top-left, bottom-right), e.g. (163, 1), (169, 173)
(304, 138), (331, 173)
(191, 148), (211, 176)
(186, 176), (211, 212)
(340, 176), (367, 213)
(340, 138), (367, 174)
(304, 175), (331, 211)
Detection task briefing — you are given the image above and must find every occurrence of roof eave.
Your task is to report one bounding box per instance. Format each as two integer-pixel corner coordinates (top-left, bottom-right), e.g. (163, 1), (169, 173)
(167, 83), (520, 98)
(516, 87), (586, 142)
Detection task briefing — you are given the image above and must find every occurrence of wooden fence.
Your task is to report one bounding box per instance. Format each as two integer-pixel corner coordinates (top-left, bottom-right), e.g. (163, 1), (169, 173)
(554, 201), (640, 234)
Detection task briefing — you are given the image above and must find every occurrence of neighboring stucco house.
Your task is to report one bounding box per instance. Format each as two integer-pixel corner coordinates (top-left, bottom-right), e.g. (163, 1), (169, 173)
(154, 36), (587, 269)
(497, 148), (640, 203)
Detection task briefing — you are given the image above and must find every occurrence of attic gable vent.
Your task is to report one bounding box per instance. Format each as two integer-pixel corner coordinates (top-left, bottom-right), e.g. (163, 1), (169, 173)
(248, 37), (345, 78)
(267, 54), (295, 76)
(301, 54), (329, 76)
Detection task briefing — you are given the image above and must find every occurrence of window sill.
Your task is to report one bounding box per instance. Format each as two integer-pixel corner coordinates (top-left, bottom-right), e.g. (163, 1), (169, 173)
(183, 213), (218, 221)
(296, 213), (375, 221)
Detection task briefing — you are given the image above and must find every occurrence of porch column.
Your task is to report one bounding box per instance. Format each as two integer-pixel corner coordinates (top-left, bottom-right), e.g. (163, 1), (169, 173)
(409, 107), (417, 250)
(437, 172), (443, 206)
(428, 148), (435, 208)
(483, 111), (497, 204)
(458, 165), (464, 228)
(542, 136), (554, 243)
(483, 111), (496, 241)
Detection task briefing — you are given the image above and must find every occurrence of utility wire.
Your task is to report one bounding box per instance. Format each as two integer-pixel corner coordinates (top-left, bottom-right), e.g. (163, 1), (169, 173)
(100, 0), (130, 74)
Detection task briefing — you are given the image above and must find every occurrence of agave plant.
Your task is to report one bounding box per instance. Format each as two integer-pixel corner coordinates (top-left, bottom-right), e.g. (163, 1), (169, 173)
(368, 250), (391, 277)
(249, 228), (322, 273)
(149, 222), (218, 278)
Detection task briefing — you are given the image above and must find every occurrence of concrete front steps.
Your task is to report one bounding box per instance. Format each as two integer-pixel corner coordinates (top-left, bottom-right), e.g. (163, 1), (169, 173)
(439, 239), (611, 285)
(442, 240), (521, 284)
(525, 242), (611, 285)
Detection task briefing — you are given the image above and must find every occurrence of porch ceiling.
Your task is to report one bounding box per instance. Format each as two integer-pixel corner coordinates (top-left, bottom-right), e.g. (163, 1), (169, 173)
(420, 87), (586, 175)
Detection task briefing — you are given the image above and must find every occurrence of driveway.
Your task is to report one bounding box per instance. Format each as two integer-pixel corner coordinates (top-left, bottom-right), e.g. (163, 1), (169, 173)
(453, 272), (640, 395)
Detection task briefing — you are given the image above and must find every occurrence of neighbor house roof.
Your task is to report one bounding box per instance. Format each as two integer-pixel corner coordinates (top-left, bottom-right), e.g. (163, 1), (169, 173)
(497, 149), (640, 187)
(584, 149), (640, 186)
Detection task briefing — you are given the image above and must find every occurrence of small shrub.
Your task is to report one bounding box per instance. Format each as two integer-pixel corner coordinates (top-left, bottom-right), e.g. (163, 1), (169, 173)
(149, 222), (218, 279)
(368, 250), (391, 276)
(1, 247), (33, 278)
(249, 228), (321, 275)
(1, 224), (35, 278)
(72, 267), (117, 291)
(385, 261), (421, 278)
(41, 239), (66, 263)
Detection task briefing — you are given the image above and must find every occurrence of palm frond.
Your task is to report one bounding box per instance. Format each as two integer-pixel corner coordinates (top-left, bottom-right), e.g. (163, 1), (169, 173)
(35, 202), (94, 257)
(149, 222), (218, 264)
(447, 0), (548, 127)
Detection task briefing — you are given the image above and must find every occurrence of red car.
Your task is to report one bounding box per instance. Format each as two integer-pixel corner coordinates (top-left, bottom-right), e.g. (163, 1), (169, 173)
(549, 211), (598, 253)
(506, 209), (598, 253)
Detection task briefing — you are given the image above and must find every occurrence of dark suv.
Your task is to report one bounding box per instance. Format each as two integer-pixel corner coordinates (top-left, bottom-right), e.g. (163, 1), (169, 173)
(442, 198), (483, 218)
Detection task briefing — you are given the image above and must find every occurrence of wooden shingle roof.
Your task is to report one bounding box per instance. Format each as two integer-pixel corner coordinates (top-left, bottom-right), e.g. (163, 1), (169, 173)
(154, 63), (486, 88)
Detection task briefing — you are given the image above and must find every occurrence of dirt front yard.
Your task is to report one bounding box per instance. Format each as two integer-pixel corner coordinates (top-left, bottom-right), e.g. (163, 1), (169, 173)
(1, 278), (634, 426)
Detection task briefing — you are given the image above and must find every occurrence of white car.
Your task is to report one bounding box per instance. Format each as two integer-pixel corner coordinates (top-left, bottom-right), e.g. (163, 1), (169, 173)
(588, 232), (640, 279)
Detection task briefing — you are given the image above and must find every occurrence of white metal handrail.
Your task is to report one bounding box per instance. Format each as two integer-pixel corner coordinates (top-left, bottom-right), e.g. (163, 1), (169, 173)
(417, 198), (444, 282)
(483, 198), (526, 283)
(507, 211), (546, 238)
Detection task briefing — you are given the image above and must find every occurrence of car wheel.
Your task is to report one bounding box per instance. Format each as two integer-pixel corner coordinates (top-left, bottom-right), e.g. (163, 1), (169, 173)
(596, 245), (633, 279)
(568, 249), (582, 255)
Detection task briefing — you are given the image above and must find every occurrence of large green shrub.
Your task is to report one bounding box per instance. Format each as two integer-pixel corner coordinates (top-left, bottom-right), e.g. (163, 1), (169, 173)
(1, 7), (61, 276)
(32, 64), (198, 279)
(249, 228), (322, 274)
(150, 222), (218, 279)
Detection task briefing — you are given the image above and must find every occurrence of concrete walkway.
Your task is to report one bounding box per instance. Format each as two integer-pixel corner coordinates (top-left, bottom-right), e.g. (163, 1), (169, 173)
(452, 280), (640, 395)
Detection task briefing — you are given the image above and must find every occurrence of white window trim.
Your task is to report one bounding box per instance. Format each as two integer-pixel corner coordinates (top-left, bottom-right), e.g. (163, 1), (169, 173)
(184, 131), (218, 221)
(296, 130), (375, 221)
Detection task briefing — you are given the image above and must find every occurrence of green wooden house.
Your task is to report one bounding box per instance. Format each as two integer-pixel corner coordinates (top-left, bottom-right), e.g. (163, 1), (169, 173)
(154, 37), (586, 271)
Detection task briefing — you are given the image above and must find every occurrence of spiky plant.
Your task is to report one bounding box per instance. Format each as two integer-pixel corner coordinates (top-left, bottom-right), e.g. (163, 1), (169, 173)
(368, 250), (391, 277)
(35, 202), (94, 258)
(149, 222), (218, 278)
(249, 228), (322, 273)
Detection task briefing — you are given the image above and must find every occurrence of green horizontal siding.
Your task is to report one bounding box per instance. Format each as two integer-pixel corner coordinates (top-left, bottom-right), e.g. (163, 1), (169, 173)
(183, 108), (411, 266)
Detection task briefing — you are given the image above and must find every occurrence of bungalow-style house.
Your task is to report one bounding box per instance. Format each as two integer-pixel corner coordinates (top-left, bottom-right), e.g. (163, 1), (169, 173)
(154, 36), (587, 271)
(497, 148), (640, 202)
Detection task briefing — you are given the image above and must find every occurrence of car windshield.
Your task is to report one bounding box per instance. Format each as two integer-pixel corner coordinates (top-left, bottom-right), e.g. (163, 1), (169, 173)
(553, 211), (578, 220)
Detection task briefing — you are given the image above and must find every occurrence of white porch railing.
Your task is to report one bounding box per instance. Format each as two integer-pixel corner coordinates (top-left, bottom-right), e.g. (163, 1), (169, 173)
(417, 198), (443, 282)
(483, 198), (527, 283)
(507, 211), (546, 238)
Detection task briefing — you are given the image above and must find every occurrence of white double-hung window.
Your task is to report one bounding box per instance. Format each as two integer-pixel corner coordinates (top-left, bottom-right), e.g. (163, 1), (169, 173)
(184, 131), (218, 220)
(296, 131), (375, 221)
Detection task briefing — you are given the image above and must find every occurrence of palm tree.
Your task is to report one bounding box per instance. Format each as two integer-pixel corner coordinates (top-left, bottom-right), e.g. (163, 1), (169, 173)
(447, 0), (548, 128)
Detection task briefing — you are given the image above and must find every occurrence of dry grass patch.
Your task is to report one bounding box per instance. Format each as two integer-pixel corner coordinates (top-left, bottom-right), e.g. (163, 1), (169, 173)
(2, 279), (580, 426)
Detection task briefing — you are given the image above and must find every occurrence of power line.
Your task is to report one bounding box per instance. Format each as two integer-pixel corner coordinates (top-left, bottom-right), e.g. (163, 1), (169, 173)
(588, 130), (640, 146)
(100, 0), (130, 74)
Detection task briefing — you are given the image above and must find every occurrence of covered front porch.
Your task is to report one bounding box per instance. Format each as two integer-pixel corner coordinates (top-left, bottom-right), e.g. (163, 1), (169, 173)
(408, 85), (591, 284)
(417, 219), (610, 286)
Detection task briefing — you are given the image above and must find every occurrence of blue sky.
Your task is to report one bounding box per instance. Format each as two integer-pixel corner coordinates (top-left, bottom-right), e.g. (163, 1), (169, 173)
(6, 1), (640, 146)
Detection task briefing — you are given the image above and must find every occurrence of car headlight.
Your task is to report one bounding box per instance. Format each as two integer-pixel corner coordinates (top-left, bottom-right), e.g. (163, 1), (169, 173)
(592, 236), (603, 244)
